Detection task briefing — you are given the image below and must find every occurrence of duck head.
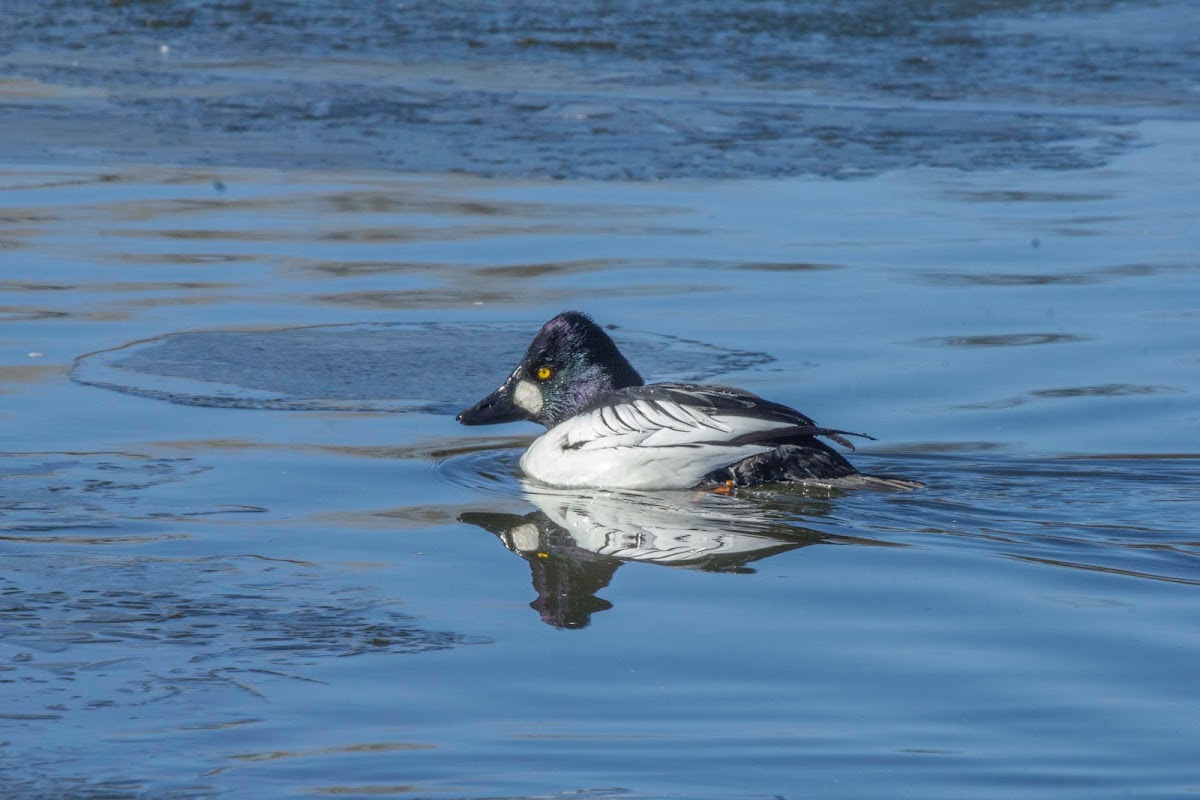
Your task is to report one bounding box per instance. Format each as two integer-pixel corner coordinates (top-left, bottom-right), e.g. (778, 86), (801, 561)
(457, 311), (644, 428)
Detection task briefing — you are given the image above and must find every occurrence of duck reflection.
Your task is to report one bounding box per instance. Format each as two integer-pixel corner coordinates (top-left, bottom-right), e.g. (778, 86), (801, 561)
(460, 486), (829, 629)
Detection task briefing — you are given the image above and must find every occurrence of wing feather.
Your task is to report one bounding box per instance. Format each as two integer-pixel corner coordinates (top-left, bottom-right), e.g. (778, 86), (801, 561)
(573, 383), (873, 452)
(645, 397), (699, 429)
(632, 399), (692, 433)
(598, 404), (620, 435)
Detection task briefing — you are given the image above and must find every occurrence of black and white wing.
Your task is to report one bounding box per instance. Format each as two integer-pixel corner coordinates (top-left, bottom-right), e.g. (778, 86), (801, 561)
(562, 383), (871, 453)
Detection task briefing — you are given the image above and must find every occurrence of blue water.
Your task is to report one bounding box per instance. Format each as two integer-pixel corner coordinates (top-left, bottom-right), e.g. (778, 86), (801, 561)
(2, 2), (1199, 798)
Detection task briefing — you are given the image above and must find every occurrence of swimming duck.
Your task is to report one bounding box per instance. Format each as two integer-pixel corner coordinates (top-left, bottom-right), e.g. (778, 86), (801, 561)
(457, 311), (889, 490)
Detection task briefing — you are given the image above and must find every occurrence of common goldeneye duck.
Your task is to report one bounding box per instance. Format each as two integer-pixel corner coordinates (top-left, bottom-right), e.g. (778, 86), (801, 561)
(457, 311), (901, 490)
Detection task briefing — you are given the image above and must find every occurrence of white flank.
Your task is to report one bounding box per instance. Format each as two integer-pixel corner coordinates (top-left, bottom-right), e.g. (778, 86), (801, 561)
(518, 398), (796, 490)
(512, 379), (544, 415)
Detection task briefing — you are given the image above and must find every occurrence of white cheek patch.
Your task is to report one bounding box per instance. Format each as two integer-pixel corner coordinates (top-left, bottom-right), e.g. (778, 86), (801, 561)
(508, 522), (540, 552)
(513, 379), (544, 416)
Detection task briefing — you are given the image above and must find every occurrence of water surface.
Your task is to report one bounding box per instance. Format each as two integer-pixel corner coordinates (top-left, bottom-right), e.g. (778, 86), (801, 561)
(2, 2), (1199, 798)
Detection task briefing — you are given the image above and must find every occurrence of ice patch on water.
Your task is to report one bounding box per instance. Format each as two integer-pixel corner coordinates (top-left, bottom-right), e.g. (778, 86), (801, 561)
(70, 321), (774, 414)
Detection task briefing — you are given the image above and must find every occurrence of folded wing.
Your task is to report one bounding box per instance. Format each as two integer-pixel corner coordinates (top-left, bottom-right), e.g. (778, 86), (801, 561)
(561, 383), (871, 453)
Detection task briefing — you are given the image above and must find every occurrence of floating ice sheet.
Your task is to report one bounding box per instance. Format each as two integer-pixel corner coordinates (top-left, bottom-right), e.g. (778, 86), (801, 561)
(70, 321), (774, 413)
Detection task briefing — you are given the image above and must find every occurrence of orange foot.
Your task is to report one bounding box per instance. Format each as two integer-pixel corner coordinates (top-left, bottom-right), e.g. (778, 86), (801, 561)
(711, 480), (736, 495)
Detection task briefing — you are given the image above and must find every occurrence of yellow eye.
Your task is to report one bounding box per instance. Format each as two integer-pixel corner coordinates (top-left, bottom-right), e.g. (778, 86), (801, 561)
(536, 366), (552, 381)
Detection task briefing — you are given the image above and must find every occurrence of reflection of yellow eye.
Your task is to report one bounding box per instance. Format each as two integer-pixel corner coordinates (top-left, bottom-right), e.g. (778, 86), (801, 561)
(536, 366), (552, 381)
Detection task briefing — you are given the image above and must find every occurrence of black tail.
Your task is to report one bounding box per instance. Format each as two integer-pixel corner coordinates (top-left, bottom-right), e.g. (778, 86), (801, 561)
(818, 428), (876, 452)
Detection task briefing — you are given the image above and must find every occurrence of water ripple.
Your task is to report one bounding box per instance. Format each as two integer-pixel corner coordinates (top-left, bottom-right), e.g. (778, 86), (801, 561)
(0, 451), (248, 540)
(909, 332), (1090, 348)
(431, 440), (528, 500)
(828, 452), (1200, 587)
